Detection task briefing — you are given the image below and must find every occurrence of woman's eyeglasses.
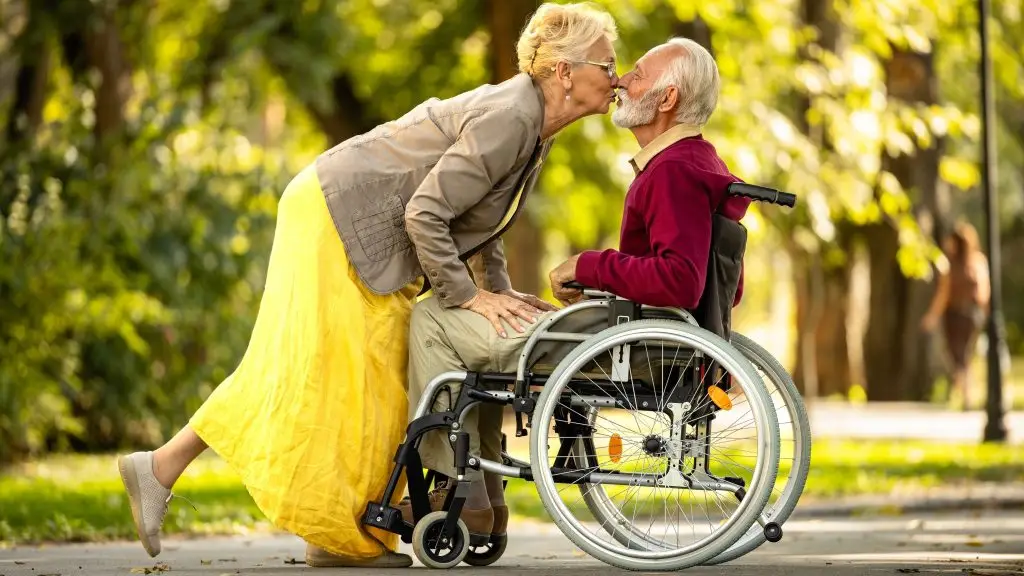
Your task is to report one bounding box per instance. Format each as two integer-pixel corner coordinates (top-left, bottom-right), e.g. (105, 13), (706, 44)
(575, 60), (617, 79)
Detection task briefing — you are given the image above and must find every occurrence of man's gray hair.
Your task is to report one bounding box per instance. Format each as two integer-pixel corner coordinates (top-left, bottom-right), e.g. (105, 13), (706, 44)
(652, 37), (720, 126)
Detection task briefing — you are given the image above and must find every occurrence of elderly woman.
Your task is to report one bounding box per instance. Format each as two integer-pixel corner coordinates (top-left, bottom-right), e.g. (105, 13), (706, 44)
(115, 2), (618, 569)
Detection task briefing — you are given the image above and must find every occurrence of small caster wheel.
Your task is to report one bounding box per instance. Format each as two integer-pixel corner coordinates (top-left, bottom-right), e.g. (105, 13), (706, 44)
(764, 522), (783, 543)
(412, 510), (470, 569)
(464, 534), (508, 566)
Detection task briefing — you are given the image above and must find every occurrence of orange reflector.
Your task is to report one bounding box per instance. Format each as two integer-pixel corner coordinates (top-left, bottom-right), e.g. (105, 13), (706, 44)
(608, 433), (623, 463)
(708, 386), (732, 410)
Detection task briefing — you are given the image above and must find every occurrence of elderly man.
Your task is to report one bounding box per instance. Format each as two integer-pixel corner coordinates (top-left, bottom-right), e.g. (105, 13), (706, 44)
(399, 37), (750, 542)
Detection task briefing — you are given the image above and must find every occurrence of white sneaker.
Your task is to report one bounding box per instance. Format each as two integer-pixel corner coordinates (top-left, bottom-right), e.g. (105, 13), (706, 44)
(117, 451), (171, 557)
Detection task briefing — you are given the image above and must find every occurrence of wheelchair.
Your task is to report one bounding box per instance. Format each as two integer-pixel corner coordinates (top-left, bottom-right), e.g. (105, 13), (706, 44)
(362, 183), (812, 571)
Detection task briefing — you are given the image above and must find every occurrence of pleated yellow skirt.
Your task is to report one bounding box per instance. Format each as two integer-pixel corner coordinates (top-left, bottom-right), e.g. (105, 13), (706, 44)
(189, 163), (422, 557)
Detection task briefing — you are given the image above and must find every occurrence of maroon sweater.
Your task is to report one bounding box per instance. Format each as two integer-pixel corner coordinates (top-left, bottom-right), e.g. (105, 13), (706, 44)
(576, 136), (750, 309)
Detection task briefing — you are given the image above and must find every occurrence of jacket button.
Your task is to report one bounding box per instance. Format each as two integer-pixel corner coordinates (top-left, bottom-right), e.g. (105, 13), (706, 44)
(430, 271), (439, 278)
(439, 291), (447, 298)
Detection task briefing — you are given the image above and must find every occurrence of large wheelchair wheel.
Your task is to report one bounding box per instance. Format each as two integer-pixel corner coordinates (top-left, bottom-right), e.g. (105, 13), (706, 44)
(701, 332), (812, 564)
(529, 320), (780, 571)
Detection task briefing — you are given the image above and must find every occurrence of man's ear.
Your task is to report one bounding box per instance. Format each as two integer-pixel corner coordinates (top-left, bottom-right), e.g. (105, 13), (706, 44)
(659, 85), (679, 113)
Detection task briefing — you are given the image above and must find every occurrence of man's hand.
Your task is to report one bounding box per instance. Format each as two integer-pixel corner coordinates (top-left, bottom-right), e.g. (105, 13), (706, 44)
(459, 289), (544, 338)
(548, 254), (583, 305)
(498, 288), (559, 313)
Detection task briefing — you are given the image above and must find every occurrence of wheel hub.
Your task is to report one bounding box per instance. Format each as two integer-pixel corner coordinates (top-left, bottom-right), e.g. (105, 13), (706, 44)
(642, 434), (668, 456)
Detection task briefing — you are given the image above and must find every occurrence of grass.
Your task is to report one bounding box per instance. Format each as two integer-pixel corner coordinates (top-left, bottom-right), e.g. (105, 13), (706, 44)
(501, 438), (1024, 520)
(2, 439), (1022, 546)
(0, 455), (268, 546)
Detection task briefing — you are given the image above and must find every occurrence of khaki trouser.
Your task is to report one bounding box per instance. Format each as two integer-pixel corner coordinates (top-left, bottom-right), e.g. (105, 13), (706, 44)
(407, 296), (609, 481)
(407, 296), (543, 481)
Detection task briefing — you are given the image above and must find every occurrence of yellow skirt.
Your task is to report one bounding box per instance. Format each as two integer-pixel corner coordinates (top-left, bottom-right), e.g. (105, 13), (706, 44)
(189, 164), (422, 557)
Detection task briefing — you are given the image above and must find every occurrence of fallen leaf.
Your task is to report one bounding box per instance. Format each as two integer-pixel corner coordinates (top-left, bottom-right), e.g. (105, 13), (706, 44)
(283, 557), (303, 565)
(966, 541), (985, 547)
(200, 560), (212, 566)
(896, 569), (920, 574)
(13, 562), (25, 566)
(129, 564), (171, 574)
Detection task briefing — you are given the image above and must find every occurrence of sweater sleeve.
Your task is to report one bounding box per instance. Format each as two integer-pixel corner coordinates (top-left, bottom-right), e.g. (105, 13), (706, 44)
(576, 162), (713, 309)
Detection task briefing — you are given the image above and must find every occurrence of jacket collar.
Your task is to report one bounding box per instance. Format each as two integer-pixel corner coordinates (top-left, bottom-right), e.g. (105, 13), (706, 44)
(629, 123), (701, 174)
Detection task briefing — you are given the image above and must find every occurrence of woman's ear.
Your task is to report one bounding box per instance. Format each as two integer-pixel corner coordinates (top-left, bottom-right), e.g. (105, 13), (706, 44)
(555, 61), (573, 91)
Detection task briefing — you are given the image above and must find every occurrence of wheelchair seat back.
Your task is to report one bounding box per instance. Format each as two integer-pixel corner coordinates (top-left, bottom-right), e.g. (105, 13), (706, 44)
(691, 213), (747, 340)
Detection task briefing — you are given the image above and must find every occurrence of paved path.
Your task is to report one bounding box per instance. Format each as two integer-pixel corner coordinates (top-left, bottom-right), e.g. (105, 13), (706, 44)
(3, 510), (1023, 575)
(804, 401), (1024, 444)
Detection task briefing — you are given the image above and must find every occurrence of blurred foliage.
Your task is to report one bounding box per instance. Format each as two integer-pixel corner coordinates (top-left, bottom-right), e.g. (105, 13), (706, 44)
(1, 0), (1023, 464)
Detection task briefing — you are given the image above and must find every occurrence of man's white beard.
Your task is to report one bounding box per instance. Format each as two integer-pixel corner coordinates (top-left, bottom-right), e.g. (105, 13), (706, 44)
(612, 87), (663, 129)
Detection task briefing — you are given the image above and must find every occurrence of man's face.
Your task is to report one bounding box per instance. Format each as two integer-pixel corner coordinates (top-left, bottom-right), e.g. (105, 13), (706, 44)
(612, 44), (684, 129)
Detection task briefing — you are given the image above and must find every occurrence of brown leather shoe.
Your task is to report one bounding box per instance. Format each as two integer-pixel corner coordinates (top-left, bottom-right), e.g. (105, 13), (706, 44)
(460, 506), (494, 537)
(397, 480), (494, 536)
(491, 504), (509, 536)
(396, 479), (451, 521)
(305, 543), (413, 568)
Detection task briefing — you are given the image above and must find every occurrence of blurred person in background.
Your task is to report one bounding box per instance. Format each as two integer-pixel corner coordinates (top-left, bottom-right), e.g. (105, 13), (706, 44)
(115, 2), (619, 568)
(922, 221), (991, 411)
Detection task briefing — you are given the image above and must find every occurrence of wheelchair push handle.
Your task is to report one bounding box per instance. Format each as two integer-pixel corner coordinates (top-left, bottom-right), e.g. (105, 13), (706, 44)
(728, 182), (797, 208)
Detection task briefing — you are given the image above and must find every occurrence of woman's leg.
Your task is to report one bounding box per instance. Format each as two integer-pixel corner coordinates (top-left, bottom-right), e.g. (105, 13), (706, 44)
(118, 424), (208, 557)
(152, 425), (208, 489)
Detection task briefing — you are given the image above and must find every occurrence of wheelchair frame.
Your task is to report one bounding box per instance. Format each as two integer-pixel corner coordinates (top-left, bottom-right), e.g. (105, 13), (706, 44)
(363, 293), (748, 543)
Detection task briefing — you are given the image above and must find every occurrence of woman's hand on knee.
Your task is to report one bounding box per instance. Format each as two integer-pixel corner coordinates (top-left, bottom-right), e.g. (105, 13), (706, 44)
(460, 289), (544, 338)
(498, 288), (558, 313)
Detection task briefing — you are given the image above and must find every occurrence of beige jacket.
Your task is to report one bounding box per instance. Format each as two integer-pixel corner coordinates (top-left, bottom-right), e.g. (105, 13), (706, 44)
(316, 73), (552, 308)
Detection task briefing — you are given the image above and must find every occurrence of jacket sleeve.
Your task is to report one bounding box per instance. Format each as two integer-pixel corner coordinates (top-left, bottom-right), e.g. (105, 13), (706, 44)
(473, 238), (512, 293)
(576, 162), (714, 309)
(405, 108), (532, 308)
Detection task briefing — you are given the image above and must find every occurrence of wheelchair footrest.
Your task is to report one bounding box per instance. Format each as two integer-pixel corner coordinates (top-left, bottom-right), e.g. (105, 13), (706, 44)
(363, 501), (409, 536)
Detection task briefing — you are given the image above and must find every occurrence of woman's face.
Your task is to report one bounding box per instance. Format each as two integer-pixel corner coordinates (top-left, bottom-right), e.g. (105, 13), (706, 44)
(570, 36), (619, 115)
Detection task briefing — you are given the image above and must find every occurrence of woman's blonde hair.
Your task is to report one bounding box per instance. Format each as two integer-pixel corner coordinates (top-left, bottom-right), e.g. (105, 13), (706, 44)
(516, 2), (618, 79)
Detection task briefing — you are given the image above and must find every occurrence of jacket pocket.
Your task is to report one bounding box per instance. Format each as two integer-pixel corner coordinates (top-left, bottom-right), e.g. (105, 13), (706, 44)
(351, 194), (413, 262)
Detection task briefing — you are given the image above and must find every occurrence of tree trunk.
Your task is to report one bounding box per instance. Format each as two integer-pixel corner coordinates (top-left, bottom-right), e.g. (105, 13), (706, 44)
(306, 72), (382, 144)
(790, 238), (854, 398)
(673, 17), (713, 54)
(790, 0), (851, 398)
(863, 47), (945, 402)
(790, 248), (819, 397)
(82, 4), (130, 141)
(487, 0), (543, 294)
(4, 2), (51, 145)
